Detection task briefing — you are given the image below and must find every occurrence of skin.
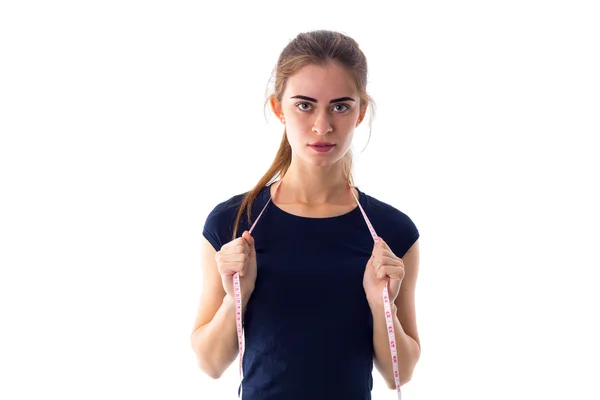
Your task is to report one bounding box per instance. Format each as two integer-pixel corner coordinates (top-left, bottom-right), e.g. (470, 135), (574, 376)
(191, 60), (421, 388)
(269, 61), (366, 209)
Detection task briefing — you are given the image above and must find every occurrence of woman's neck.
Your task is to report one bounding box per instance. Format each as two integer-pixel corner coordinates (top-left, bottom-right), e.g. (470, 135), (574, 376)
(276, 163), (352, 206)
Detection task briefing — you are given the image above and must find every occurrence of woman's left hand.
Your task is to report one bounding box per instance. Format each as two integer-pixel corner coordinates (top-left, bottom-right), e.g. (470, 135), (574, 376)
(363, 237), (405, 305)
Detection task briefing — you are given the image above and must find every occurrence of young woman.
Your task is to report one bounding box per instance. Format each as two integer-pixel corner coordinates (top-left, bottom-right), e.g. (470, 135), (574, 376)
(191, 30), (421, 400)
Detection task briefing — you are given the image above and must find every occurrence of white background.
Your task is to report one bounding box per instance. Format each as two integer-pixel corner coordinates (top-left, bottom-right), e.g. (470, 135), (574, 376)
(1, 1), (599, 399)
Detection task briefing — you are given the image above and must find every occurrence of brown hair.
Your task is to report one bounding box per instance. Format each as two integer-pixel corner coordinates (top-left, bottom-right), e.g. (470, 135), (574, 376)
(231, 29), (376, 240)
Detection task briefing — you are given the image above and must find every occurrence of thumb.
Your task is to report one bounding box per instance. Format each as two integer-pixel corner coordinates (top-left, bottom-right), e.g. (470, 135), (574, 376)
(367, 254), (375, 267)
(373, 238), (386, 251)
(376, 237), (389, 250)
(242, 231), (256, 256)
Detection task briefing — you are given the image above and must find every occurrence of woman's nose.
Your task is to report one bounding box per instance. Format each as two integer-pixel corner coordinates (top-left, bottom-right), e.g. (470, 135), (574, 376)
(312, 113), (333, 135)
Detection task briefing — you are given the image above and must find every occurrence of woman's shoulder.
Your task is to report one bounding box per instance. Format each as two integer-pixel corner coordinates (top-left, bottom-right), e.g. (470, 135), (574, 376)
(207, 191), (246, 219)
(202, 186), (270, 249)
(359, 189), (415, 223)
(358, 188), (420, 257)
(206, 185), (270, 219)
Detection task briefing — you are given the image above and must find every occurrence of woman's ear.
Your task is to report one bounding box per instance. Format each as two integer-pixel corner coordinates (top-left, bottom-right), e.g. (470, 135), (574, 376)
(357, 104), (368, 126)
(270, 96), (284, 121)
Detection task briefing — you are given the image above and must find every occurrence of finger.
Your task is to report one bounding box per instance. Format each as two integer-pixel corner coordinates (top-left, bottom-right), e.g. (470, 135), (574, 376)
(217, 262), (241, 277)
(379, 254), (403, 267)
(372, 254), (399, 270)
(216, 253), (247, 266)
(370, 253), (382, 279)
(218, 260), (246, 276)
(242, 231), (256, 257)
(377, 264), (405, 280)
(216, 254), (248, 272)
(230, 236), (250, 254)
(221, 237), (246, 251)
(372, 256), (385, 278)
(375, 263), (404, 279)
(368, 254), (376, 270)
(373, 242), (396, 258)
(219, 244), (247, 255)
(371, 249), (396, 264)
(372, 238), (390, 251)
(378, 237), (391, 249)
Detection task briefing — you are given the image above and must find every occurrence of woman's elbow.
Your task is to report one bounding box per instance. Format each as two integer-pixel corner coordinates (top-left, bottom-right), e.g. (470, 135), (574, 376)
(196, 357), (225, 380)
(387, 373), (413, 390)
(191, 338), (225, 379)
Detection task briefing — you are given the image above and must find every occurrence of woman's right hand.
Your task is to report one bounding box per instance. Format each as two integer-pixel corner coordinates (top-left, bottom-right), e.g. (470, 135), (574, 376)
(215, 230), (258, 307)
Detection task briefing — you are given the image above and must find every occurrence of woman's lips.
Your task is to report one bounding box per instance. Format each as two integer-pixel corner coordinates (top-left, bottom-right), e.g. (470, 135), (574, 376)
(308, 144), (335, 152)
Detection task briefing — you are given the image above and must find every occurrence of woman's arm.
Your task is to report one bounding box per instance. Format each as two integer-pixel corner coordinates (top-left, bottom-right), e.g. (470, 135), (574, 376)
(370, 239), (421, 388)
(190, 237), (239, 379)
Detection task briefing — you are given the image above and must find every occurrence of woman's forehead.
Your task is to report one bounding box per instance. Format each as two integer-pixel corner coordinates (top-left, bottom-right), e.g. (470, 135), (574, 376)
(285, 64), (356, 100)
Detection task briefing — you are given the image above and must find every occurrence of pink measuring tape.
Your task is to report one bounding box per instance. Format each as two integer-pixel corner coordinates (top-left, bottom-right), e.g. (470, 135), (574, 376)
(232, 180), (402, 399)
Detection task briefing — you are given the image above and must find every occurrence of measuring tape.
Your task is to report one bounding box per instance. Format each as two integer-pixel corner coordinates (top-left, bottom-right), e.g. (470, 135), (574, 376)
(232, 180), (402, 399)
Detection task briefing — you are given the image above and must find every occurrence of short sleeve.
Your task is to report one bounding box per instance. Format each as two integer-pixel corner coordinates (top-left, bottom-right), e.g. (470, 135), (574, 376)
(202, 213), (222, 251)
(202, 200), (238, 252)
(201, 192), (248, 251)
(400, 219), (420, 258)
(385, 209), (420, 259)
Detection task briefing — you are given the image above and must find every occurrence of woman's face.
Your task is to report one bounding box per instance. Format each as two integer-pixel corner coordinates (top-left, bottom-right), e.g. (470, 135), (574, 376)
(272, 62), (367, 168)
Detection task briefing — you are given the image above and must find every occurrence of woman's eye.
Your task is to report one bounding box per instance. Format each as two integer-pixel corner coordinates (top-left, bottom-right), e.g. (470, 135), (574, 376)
(296, 102), (350, 113)
(334, 104), (350, 112)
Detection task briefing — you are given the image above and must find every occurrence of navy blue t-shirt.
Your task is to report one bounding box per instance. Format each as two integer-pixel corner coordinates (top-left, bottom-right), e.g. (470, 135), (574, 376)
(202, 182), (420, 400)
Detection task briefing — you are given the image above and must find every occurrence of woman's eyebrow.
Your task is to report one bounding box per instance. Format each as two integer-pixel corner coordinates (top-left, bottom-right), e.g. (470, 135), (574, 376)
(290, 95), (355, 104)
